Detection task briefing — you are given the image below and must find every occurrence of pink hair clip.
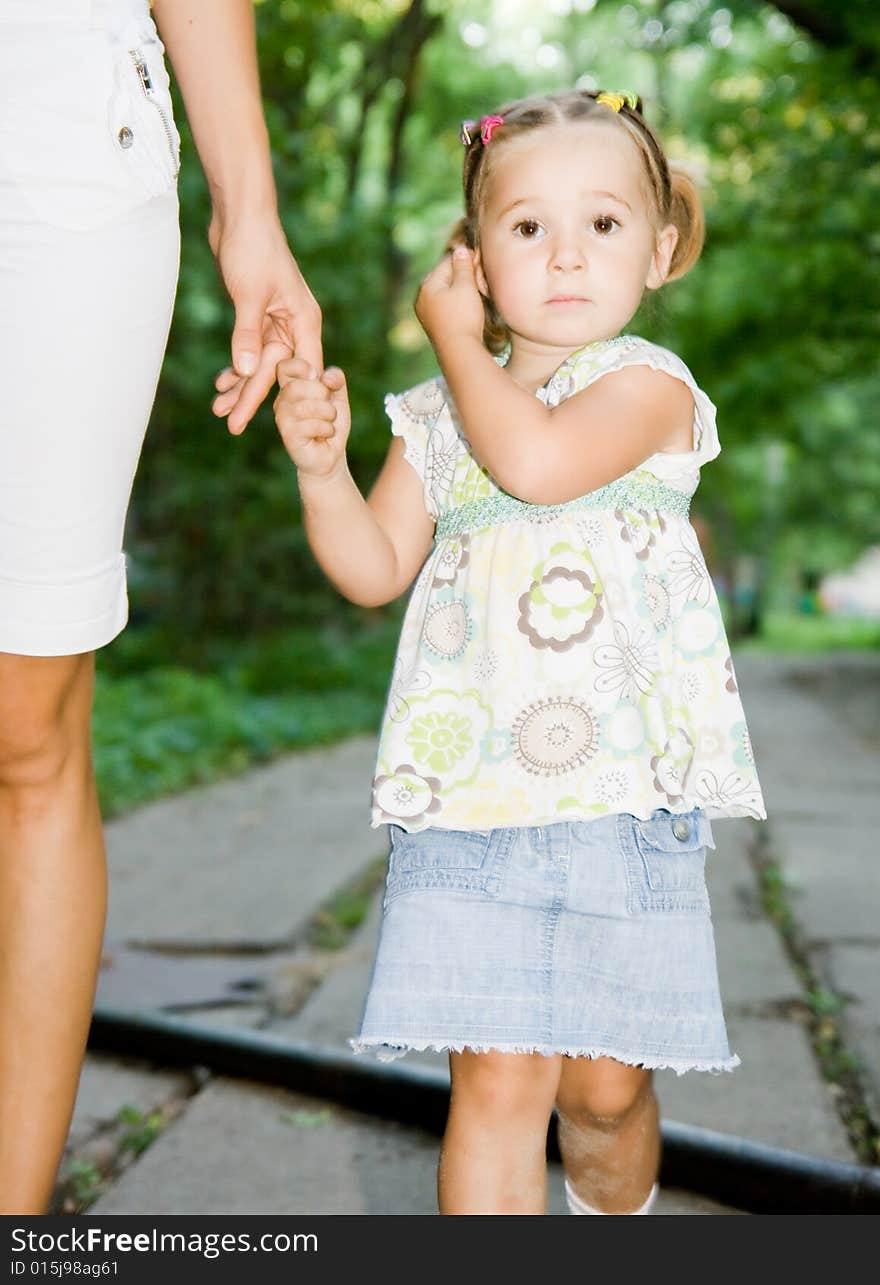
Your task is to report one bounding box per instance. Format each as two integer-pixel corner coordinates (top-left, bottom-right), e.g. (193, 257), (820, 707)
(479, 114), (504, 144)
(460, 114), (505, 146)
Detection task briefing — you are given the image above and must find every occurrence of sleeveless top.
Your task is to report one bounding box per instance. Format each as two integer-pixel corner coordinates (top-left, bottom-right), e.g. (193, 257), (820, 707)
(370, 334), (767, 832)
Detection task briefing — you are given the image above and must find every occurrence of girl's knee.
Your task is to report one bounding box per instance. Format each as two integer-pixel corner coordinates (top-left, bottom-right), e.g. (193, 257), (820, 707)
(450, 1050), (561, 1123)
(556, 1060), (654, 1128)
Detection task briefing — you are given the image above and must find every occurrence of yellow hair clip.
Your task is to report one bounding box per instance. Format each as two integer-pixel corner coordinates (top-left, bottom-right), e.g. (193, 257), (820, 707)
(595, 90), (640, 113)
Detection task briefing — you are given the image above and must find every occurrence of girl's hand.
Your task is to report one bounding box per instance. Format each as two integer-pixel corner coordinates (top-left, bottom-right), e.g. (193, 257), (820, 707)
(210, 216), (324, 436)
(415, 245), (485, 348)
(274, 357), (351, 483)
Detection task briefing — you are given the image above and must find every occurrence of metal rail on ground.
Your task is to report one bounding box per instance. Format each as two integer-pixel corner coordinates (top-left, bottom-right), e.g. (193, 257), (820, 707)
(89, 1004), (880, 1214)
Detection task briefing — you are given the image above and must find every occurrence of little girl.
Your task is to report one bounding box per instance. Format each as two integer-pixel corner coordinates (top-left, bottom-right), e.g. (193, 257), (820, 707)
(274, 87), (766, 1216)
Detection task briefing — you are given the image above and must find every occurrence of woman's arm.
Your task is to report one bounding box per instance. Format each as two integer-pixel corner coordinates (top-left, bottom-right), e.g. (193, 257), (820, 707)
(417, 248), (693, 505)
(274, 359), (435, 607)
(152, 0), (323, 430)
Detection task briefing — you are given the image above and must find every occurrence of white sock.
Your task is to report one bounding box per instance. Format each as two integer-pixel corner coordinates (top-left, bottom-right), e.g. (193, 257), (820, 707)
(565, 1178), (658, 1216)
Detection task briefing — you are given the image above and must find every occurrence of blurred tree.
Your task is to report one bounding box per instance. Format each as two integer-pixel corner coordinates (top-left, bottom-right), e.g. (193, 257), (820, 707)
(124, 0), (879, 654)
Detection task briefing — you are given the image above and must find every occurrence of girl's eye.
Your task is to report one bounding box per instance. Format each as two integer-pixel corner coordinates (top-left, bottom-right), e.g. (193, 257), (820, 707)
(514, 219), (542, 239)
(593, 215), (620, 235)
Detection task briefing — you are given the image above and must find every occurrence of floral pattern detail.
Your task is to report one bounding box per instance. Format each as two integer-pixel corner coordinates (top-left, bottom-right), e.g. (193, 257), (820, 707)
(602, 702), (647, 759)
(675, 601), (721, 659)
(472, 647), (500, 683)
(517, 545), (604, 651)
(372, 764), (442, 826)
(576, 516), (606, 547)
(641, 573), (671, 631)
(423, 599), (472, 660)
(694, 769), (763, 814)
(513, 698), (599, 776)
(593, 621), (658, 701)
(724, 654), (738, 693)
(730, 720), (754, 768)
(480, 728), (512, 763)
(373, 338), (766, 830)
(595, 766), (632, 805)
(696, 726), (727, 760)
(650, 726), (694, 804)
(387, 657), (432, 725)
(666, 527), (713, 606)
(433, 534), (470, 587)
(405, 710), (475, 774)
(614, 507), (666, 561)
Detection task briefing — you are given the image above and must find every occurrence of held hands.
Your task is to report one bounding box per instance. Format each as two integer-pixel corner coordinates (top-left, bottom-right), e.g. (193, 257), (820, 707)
(415, 245), (485, 349)
(274, 356), (351, 483)
(210, 216), (324, 436)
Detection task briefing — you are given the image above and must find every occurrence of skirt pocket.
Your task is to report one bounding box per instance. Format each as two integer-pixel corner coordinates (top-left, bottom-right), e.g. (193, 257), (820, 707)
(383, 825), (509, 907)
(622, 807), (713, 915)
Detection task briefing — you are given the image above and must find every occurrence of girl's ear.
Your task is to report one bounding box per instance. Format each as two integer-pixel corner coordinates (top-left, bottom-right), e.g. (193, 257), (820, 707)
(645, 223), (678, 290)
(473, 246), (491, 298)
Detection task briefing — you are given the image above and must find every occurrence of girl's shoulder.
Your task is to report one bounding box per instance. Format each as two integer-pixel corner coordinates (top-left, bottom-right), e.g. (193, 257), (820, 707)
(554, 334), (698, 398)
(551, 334), (721, 473)
(384, 374), (449, 431)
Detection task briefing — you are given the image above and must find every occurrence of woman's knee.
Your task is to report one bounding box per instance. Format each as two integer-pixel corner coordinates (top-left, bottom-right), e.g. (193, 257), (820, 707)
(0, 652), (95, 790)
(556, 1060), (654, 1128)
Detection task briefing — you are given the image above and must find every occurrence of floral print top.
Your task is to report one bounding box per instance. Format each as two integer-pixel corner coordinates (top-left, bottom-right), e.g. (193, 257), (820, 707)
(371, 335), (767, 832)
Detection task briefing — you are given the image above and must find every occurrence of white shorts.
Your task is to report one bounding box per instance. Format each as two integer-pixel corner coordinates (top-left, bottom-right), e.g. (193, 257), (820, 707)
(0, 0), (181, 655)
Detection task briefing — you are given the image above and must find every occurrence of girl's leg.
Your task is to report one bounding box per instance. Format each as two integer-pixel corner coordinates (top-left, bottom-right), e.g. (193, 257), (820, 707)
(556, 1056), (660, 1215)
(439, 1050), (563, 1214)
(0, 652), (107, 1214)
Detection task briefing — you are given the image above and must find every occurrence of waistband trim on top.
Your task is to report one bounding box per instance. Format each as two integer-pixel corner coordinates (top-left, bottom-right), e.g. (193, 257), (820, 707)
(433, 477), (692, 540)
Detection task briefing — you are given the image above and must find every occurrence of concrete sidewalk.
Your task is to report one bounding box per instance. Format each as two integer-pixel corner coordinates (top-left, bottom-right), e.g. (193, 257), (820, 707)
(55, 652), (879, 1214)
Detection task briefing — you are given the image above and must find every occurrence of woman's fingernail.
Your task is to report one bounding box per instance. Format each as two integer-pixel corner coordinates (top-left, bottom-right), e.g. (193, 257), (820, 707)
(238, 352), (257, 375)
(453, 245), (468, 259)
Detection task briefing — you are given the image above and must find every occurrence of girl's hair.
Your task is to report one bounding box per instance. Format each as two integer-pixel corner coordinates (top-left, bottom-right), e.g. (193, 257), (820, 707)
(447, 88), (705, 353)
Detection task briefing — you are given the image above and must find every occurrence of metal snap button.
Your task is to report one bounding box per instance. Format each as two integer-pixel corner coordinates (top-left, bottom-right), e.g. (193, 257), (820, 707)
(672, 817), (691, 842)
(118, 126), (134, 149)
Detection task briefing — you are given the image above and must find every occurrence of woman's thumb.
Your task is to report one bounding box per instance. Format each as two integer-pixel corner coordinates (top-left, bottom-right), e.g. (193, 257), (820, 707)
(231, 298), (264, 377)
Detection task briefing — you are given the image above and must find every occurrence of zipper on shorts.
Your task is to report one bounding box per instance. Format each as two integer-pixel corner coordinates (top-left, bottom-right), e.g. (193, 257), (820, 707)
(129, 48), (180, 177)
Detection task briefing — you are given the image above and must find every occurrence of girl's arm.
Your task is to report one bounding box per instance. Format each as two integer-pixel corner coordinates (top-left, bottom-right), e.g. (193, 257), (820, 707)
(274, 359), (435, 607)
(152, 0), (323, 431)
(417, 248), (693, 505)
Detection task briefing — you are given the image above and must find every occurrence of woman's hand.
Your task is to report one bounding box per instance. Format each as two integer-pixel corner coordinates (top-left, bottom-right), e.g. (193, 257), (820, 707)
(415, 245), (485, 350)
(210, 216), (323, 435)
(274, 356), (351, 483)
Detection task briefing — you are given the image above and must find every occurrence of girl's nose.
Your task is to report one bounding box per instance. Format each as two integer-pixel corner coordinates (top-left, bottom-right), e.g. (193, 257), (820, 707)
(549, 239), (586, 271)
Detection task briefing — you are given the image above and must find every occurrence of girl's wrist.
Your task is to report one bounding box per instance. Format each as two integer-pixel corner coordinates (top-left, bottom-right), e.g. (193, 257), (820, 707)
(296, 462), (352, 497)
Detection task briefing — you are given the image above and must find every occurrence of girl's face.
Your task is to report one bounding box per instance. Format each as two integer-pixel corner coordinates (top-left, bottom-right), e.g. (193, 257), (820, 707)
(474, 121), (678, 364)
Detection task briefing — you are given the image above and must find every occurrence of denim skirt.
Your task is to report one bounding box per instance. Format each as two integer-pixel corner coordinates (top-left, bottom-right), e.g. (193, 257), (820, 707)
(351, 807), (739, 1074)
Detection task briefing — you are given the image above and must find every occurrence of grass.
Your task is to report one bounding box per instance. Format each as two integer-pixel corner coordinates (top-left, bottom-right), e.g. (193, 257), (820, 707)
(734, 610), (880, 653)
(93, 616), (400, 818)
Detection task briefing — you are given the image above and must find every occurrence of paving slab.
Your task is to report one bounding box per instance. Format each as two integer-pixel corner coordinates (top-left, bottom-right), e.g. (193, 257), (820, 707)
(89, 1078), (738, 1215)
(827, 943), (880, 1124)
(103, 737), (380, 948)
(66, 1054), (194, 1151)
(656, 1016), (852, 1160)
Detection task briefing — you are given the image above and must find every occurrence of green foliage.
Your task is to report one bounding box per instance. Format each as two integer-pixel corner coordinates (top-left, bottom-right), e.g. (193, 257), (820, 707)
(116, 1105), (165, 1158)
(93, 616), (400, 817)
(123, 0), (879, 645)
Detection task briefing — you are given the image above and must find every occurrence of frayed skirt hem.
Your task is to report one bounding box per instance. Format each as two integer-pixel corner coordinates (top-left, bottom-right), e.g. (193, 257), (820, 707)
(348, 1037), (740, 1076)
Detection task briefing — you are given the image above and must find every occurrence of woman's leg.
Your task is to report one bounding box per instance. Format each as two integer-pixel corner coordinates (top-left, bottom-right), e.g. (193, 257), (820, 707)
(0, 652), (106, 1213)
(439, 1050), (562, 1214)
(555, 1056), (659, 1215)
